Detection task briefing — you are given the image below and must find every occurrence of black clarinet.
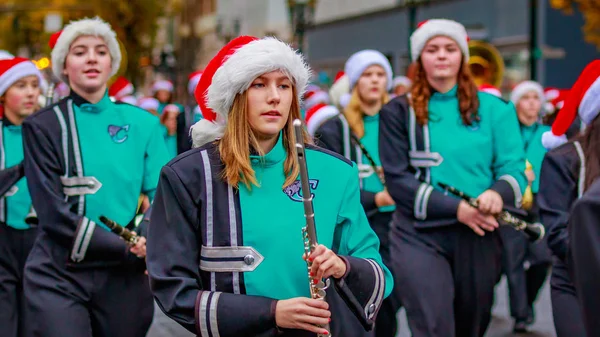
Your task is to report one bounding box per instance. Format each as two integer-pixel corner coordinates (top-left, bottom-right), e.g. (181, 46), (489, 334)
(99, 215), (139, 246)
(438, 182), (545, 242)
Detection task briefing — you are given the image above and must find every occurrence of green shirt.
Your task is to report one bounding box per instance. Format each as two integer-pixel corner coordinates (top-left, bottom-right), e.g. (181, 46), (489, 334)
(238, 134), (393, 300)
(162, 126), (178, 160)
(428, 86), (527, 198)
(74, 92), (170, 231)
(360, 114), (395, 213)
(521, 123), (550, 193)
(2, 121), (31, 230)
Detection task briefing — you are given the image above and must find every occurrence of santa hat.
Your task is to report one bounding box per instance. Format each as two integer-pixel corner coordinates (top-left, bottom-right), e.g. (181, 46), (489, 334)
(392, 76), (412, 89)
(543, 89), (568, 116)
(190, 36), (310, 148)
(55, 82), (70, 99)
(542, 60), (600, 150)
(151, 80), (174, 94)
(329, 71), (350, 109)
(0, 57), (42, 97)
(50, 17), (121, 83)
(138, 97), (159, 111)
(304, 103), (339, 137)
(478, 84), (502, 97)
(344, 50), (393, 91)
(108, 76), (134, 100)
(119, 95), (137, 105)
(163, 104), (181, 114)
(410, 19), (470, 63)
(544, 87), (561, 102)
(188, 70), (203, 96)
(303, 89), (329, 111)
(510, 80), (545, 106)
(0, 50), (14, 60)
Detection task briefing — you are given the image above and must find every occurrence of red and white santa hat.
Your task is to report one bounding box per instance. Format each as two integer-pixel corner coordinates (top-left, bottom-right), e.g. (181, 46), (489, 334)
(0, 50), (14, 60)
(137, 97), (160, 111)
(392, 76), (412, 89)
(188, 70), (203, 96)
(410, 19), (470, 63)
(478, 84), (502, 97)
(108, 76), (134, 100)
(151, 80), (174, 94)
(190, 35), (310, 148)
(510, 80), (545, 106)
(344, 50), (393, 91)
(304, 103), (339, 136)
(163, 104), (180, 114)
(49, 17), (121, 83)
(329, 71), (350, 109)
(542, 60), (600, 150)
(119, 95), (137, 105)
(0, 57), (42, 97)
(544, 87), (561, 102)
(303, 89), (329, 111)
(544, 89), (568, 115)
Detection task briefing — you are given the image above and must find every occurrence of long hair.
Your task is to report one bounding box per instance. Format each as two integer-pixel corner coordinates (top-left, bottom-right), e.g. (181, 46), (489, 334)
(576, 115), (600, 191)
(343, 87), (390, 139)
(218, 86), (310, 190)
(410, 60), (480, 126)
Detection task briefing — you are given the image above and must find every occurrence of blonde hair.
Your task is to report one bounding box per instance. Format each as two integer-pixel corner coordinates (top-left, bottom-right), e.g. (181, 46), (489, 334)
(343, 87), (389, 138)
(218, 86), (311, 190)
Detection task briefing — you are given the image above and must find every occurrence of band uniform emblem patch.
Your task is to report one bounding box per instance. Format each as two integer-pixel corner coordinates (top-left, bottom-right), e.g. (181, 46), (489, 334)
(284, 179), (319, 202)
(108, 125), (130, 144)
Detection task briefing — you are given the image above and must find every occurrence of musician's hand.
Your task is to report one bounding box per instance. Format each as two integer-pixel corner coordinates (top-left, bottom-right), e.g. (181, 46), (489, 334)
(305, 244), (347, 281)
(375, 190), (395, 207)
(275, 297), (331, 334)
(526, 170), (536, 184)
(457, 201), (499, 236)
(477, 189), (503, 215)
(129, 233), (146, 258)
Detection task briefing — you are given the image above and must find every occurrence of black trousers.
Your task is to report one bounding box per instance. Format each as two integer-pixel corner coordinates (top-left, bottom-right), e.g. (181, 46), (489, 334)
(370, 211), (402, 337)
(23, 233), (154, 337)
(0, 222), (37, 337)
(550, 257), (587, 337)
(390, 219), (502, 337)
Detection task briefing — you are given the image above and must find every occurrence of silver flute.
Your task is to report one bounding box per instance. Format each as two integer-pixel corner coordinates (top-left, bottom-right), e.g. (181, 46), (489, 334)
(292, 119), (331, 337)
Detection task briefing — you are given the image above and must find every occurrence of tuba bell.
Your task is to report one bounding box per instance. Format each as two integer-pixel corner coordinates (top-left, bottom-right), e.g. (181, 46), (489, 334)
(468, 40), (505, 88)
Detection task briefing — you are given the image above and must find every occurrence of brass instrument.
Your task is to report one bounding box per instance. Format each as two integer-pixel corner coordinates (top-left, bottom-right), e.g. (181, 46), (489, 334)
(99, 215), (139, 246)
(23, 83), (56, 225)
(439, 182), (545, 242)
(468, 40), (505, 88)
(522, 160), (534, 211)
(293, 119), (331, 337)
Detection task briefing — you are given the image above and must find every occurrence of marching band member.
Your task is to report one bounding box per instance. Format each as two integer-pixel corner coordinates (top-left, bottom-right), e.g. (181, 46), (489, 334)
(538, 60), (600, 337)
(501, 81), (551, 332)
(313, 50), (401, 337)
(22, 17), (169, 337)
(108, 76), (134, 102)
(0, 57), (42, 337)
(391, 75), (412, 97)
(570, 179), (600, 337)
(379, 19), (526, 337)
(146, 35), (392, 337)
(160, 103), (180, 159)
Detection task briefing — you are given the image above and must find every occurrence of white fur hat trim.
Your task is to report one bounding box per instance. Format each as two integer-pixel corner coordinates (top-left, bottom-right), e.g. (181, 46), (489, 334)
(541, 131), (568, 150)
(306, 105), (339, 136)
(344, 50), (393, 91)
(579, 76), (600, 125)
(510, 81), (545, 106)
(51, 17), (121, 83)
(410, 19), (469, 62)
(393, 76), (412, 89)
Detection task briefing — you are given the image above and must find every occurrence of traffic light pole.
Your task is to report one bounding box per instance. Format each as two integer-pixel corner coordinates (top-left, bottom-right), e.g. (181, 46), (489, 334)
(529, 0), (538, 81)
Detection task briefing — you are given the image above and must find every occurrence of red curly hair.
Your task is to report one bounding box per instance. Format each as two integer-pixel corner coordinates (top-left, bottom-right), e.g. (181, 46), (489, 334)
(409, 60), (480, 126)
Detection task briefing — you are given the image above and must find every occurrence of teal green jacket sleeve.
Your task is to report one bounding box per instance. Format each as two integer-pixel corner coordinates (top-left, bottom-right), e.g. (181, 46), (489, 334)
(490, 102), (528, 208)
(334, 163), (393, 330)
(143, 121), (170, 201)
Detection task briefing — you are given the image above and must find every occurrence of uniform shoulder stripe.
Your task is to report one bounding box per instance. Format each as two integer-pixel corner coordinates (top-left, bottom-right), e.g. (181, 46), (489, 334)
(305, 144), (353, 167)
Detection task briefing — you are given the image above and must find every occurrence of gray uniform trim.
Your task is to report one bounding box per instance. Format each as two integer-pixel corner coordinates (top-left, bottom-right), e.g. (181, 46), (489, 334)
(363, 259), (385, 320)
(574, 141), (586, 198)
(66, 101), (86, 216)
(199, 246), (264, 272)
(0, 121), (5, 222)
(198, 291), (222, 337)
(200, 150), (216, 292)
(227, 185), (241, 294)
(70, 217), (97, 262)
(339, 114), (352, 161)
(498, 174), (523, 208)
(60, 176), (102, 196)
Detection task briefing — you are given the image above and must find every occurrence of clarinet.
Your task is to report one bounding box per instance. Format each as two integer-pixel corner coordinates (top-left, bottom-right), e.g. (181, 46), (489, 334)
(23, 84), (56, 226)
(99, 215), (139, 246)
(293, 119), (331, 337)
(438, 182), (545, 242)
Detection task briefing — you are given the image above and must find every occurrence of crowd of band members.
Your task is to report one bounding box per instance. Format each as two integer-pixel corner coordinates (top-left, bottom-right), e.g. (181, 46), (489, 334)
(1, 15), (600, 337)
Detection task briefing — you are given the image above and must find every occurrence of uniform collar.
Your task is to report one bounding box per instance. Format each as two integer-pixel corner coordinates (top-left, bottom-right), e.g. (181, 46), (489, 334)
(2, 114), (22, 131)
(70, 90), (112, 113)
(249, 133), (286, 167)
(431, 84), (458, 99)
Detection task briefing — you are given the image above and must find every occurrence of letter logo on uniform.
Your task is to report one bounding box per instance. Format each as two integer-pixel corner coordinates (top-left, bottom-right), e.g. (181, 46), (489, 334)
(283, 179), (319, 202)
(108, 125), (130, 143)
